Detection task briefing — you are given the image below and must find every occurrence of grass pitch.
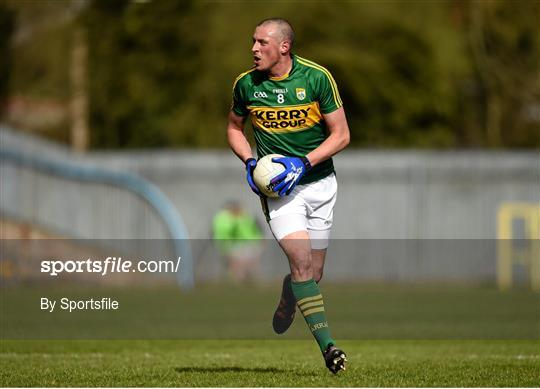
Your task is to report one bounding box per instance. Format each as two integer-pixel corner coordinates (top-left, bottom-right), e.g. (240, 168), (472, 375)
(1, 339), (539, 387)
(1, 282), (539, 386)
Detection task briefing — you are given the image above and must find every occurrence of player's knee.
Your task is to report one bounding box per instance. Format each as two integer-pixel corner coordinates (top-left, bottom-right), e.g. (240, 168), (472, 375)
(290, 258), (313, 281)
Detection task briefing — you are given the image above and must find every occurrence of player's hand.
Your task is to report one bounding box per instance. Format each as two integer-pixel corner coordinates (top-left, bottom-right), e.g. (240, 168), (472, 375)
(271, 156), (312, 197)
(245, 158), (262, 196)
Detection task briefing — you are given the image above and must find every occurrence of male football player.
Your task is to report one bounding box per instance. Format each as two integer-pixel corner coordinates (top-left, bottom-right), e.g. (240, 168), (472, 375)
(226, 18), (350, 374)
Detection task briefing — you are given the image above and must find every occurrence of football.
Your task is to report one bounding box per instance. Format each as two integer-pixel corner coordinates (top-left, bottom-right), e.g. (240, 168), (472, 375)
(253, 154), (285, 198)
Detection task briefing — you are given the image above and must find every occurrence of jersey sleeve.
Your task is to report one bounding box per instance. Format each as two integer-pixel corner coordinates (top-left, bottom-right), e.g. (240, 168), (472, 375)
(231, 76), (249, 117)
(314, 69), (343, 114)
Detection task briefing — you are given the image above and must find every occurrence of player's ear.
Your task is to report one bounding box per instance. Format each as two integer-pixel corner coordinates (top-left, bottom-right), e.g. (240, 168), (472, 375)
(280, 40), (291, 55)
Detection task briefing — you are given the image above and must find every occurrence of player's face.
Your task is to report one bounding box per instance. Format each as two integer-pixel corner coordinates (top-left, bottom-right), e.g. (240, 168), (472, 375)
(252, 24), (283, 72)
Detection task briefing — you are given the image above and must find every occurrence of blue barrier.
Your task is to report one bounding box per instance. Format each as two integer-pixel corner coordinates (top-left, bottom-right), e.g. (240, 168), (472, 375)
(0, 147), (194, 290)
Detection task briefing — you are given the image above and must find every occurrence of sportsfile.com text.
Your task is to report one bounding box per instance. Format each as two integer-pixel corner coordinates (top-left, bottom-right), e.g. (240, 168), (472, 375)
(40, 257), (182, 276)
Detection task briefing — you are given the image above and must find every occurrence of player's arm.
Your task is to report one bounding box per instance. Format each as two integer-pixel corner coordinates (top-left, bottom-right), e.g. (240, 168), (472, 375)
(305, 107), (350, 167)
(271, 107), (350, 196)
(227, 110), (262, 196)
(227, 110), (253, 164)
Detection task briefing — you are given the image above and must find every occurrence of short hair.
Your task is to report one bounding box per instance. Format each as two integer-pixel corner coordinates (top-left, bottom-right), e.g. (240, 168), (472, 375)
(257, 18), (295, 48)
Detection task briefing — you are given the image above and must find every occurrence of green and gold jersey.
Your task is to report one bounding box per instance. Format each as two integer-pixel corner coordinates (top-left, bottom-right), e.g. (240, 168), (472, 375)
(231, 54), (343, 184)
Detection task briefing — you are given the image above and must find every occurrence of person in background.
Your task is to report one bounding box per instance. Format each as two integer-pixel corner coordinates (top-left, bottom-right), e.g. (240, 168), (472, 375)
(212, 201), (263, 283)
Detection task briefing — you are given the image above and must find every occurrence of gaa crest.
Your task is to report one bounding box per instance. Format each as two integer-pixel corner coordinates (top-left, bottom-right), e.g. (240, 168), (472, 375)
(296, 88), (306, 101)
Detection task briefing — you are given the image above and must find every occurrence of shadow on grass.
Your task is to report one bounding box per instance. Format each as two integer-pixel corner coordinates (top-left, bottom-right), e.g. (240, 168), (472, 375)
(175, 366), (285, 374)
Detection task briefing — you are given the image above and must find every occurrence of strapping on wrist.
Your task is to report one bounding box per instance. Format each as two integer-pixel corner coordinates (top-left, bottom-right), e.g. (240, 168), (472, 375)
(301, 156), (312, 171)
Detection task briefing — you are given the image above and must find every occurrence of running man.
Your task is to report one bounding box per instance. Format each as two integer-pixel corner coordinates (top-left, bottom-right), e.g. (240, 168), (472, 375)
(226, 18), (350, 374)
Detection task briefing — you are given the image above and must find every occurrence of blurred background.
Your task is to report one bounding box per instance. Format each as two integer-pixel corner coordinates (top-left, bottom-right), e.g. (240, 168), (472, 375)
(0, 0), (538, 339)
(2, 0), (540, 148)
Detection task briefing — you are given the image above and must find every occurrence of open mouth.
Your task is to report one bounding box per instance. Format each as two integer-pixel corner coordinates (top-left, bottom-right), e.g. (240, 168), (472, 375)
(253, 55), (261, 65)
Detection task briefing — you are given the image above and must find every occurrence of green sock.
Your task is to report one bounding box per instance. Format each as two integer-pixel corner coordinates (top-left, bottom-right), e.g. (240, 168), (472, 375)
(291, 278), (335, 352)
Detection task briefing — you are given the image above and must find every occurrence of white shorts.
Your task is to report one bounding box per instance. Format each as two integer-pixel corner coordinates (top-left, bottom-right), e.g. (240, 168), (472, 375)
(260, 173), (337, 249)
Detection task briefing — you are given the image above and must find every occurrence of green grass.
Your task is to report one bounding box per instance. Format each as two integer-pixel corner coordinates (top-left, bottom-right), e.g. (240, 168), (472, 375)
(1, 283), (539, 386)
(2, 283), (539, 339)
(1, 339), (539, 387)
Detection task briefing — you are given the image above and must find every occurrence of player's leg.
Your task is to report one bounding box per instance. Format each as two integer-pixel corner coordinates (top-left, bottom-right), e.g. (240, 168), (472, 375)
(272, 246), (326, 332)
(308, 204), (333, 284)
(278, 230), (346, 373)
(264, 180), (347, 373)
(278, 230), (312, 281)
(311, 248), (326, 283)
(270, 221), (336, 354)
(301, 243), (346, 373)
(304, 174), (346, 373)
(308, 246), (347, 373)
(262, 194), (305, 334)
(269, 215), (308, 334)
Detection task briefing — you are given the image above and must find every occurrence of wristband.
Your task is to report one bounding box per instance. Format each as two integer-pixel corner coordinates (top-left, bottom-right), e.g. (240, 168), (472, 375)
(300, 156), (312, 171)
